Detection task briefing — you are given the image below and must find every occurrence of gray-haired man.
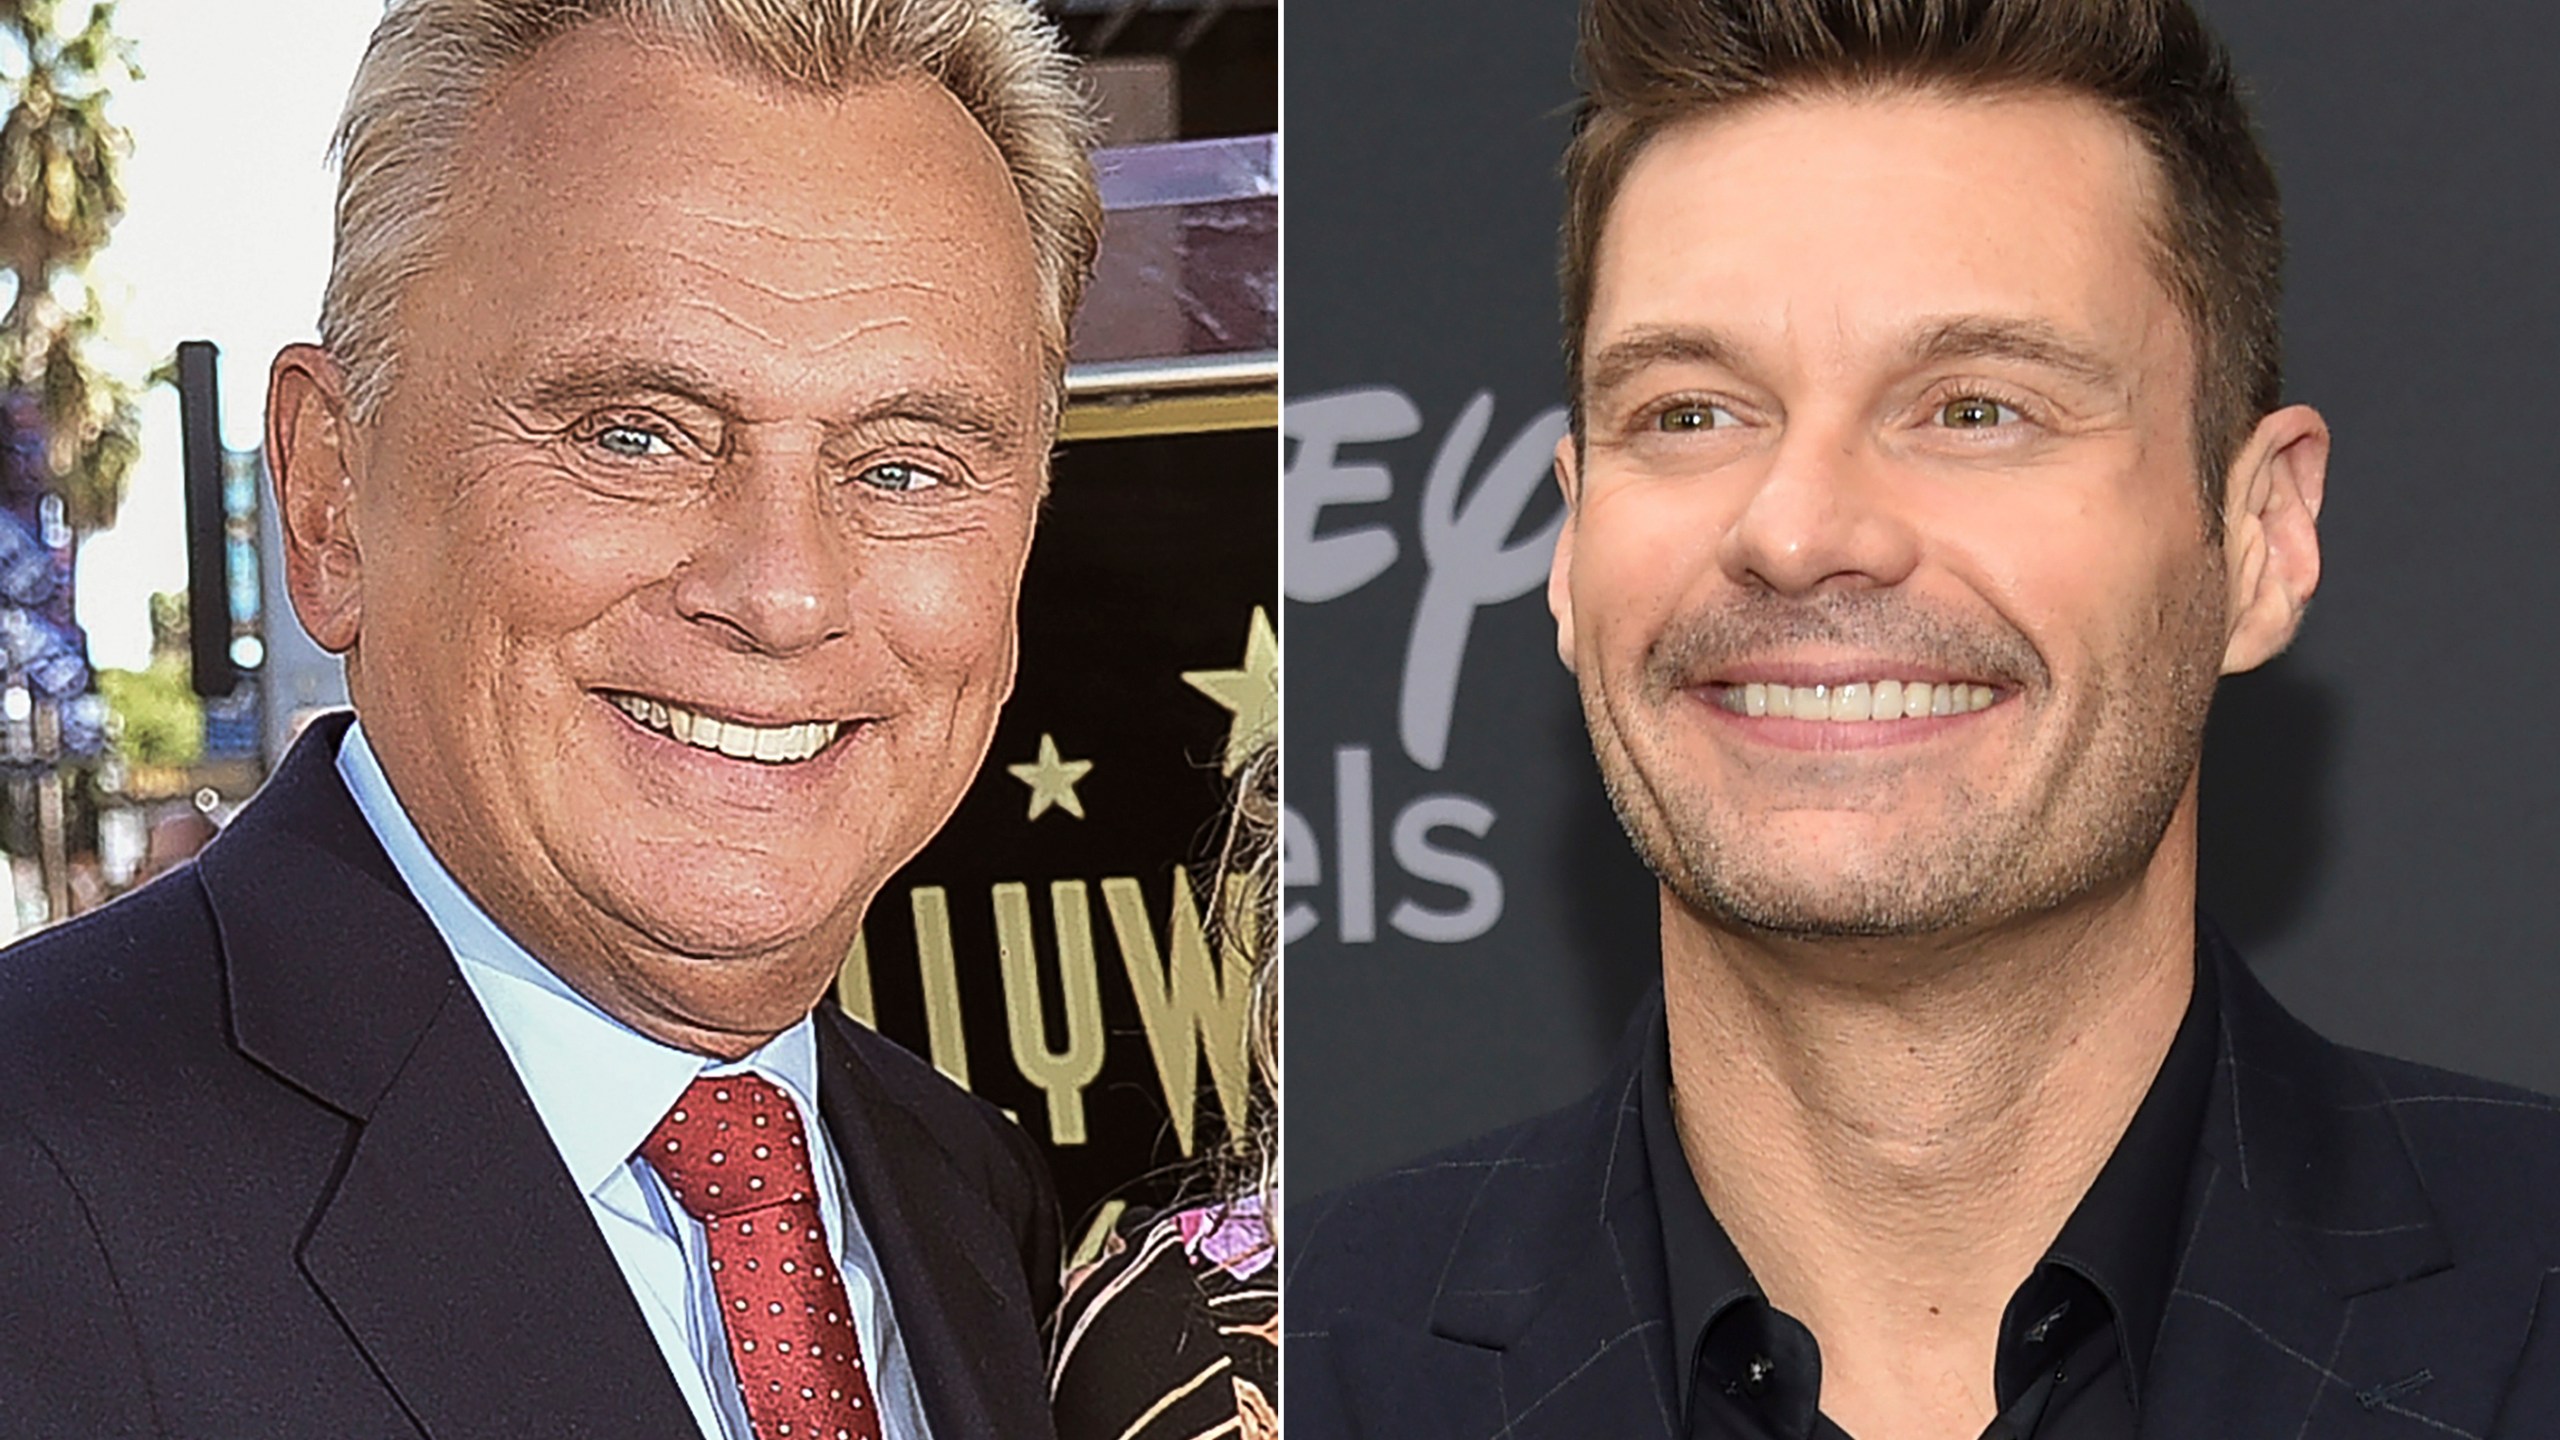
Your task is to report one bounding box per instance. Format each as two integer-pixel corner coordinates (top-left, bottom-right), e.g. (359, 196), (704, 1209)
(0, 2), (1098, 1436)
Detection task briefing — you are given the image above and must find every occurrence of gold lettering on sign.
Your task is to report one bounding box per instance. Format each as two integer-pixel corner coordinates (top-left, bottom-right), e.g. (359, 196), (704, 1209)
(831, 872), (1264, 1151)
(994, 880), (1108, 1144)
(835, 930), (876, 1027)
(910, 886), (971, 1088)
(1102, 868), (1253, 1157)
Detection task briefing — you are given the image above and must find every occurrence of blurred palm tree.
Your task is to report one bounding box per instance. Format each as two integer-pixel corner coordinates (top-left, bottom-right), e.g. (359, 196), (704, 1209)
(0, 0), (136, 536)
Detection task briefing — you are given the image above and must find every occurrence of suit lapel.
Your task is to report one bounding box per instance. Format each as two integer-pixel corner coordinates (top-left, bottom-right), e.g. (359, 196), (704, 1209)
(2143, 933), (2525, 1439)
(1403, 1035), (1682, 1440)
(1322, 933), (2552, 1440)
(813, 1011), (1054, 1440)
(2486, 1270), (2560, 1437)
(201, 717), (699, 1438)
(1481, 1224), (1681, 1440)
(297, 981), (703, 1437)
(1303, 1310), (1503, 1440)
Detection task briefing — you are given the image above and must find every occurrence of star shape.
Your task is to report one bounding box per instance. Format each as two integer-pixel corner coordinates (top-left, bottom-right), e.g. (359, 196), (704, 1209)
(1183, 606), (1277, 776)
(1006, 732), (1093, 821)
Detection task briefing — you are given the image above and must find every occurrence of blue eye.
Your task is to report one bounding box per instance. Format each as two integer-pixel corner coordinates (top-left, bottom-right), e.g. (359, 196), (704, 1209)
(596, 424), (675, 458)
(856, 460), (945, 493)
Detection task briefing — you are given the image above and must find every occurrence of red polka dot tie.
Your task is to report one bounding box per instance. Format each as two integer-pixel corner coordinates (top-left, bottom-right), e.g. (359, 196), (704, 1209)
(645, 1074), (883, 1440)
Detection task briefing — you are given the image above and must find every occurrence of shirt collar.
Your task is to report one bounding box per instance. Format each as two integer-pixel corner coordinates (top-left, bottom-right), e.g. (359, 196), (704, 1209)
(1644, 941), (2219, 1421)
(334, 720), (823, 1197)
(2042, 940), (2219, 1398)
(1639, 999), (1760, 1420)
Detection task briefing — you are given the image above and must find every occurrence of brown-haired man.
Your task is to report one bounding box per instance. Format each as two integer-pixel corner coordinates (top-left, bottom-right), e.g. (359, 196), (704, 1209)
(1288, 2), (2560, 1436)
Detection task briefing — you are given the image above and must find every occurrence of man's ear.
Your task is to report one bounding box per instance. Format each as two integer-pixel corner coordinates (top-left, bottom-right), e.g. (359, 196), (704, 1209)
(2217, 403), (2329, 676)
(1548, 434), (1582, 673)
(265, 345), (366, 654)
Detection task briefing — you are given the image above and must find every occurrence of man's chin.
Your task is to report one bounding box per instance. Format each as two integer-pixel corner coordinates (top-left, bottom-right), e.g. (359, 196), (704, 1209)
(590, 863), (870, 970)
(1646, 832), (2019, 941)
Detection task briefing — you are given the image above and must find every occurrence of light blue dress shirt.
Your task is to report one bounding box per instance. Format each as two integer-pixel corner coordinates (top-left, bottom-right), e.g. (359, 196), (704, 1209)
(337, 723), (935, 1440)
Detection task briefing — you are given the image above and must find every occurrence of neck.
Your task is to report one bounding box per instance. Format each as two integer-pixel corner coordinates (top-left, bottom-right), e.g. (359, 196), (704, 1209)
(352, 723), (833, 1064)
(1661, 810), (2198, 1435)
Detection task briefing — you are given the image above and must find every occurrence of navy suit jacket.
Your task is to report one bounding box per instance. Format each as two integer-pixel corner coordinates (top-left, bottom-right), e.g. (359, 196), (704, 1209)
(0, 715), (1061, 1439)
(1289, 931), (2560, 1438)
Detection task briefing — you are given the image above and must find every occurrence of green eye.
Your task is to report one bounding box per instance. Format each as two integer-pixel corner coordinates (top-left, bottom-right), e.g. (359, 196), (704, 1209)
(1938, 397), (2018, 429)
(1657, 403), (1732, 433)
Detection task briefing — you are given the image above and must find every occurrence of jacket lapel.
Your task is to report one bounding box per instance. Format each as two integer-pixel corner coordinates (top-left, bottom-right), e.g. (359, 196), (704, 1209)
(2142, 932), (2528, 1439)
(1319, 929), (2553, 1440)
(1402, 1034), (1682, 1440)
(813, 1011), (1056, 1440)
(201, 716), (700, 1438)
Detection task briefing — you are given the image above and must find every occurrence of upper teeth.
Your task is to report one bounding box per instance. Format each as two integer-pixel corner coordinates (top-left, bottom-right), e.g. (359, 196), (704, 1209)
(610, 693), (843, 763)
(1718, 680), (1998, 722)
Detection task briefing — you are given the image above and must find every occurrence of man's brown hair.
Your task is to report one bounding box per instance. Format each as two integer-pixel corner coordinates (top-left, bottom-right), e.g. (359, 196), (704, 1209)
(1561, 0), (2283, 519)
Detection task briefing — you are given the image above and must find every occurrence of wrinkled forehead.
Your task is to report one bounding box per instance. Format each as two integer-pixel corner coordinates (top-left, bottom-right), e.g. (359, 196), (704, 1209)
(396, 24), (1048, 421)
(454, 23), (1025, 249)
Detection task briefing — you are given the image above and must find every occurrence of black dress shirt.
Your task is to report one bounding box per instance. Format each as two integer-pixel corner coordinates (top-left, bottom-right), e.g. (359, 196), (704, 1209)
(1645, 953), (2219, 1440)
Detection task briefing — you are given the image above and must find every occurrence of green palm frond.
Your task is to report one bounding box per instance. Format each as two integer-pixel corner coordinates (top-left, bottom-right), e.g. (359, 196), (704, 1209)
(0, 0), (137, 534)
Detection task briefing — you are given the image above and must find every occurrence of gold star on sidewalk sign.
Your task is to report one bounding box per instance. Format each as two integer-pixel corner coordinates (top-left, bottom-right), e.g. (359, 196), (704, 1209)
(1007, 733), (1094, 821)
(1183, 606), (1278, 775)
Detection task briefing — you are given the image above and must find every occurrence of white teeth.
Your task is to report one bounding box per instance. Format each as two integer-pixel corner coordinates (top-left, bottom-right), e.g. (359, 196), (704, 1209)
(608, 693), (843, 764)
(1718, 680), (1998, 721)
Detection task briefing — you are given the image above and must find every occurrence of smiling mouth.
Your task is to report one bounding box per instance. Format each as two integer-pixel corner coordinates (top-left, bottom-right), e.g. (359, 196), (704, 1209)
(1713, 679), (1999, 722)
(603, 691), (848, 765)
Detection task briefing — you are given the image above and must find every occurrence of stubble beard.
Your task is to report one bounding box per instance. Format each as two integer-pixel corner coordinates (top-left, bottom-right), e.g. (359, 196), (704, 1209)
(1583, 574), (2227, 942)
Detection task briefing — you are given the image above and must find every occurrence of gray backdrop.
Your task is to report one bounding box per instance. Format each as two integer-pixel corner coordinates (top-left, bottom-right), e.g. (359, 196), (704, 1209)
(1283, 0), (2560, 1197)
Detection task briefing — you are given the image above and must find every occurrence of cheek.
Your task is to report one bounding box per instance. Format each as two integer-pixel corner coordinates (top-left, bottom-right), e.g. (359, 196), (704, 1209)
(500, 507), (685, 615)
(1572, 484), (1725, 658)
(1941, 484), (2207, 673)
(471, 516), (681, 692)
(368, 439), (674, 635)
(867, 520), (1034, 673)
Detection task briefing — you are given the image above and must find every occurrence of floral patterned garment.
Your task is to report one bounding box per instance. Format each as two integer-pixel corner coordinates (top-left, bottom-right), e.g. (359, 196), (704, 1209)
(1049, 1194), (1277, 1440)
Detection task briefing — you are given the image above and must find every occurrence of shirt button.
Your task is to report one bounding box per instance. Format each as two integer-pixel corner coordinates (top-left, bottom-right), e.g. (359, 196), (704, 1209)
(1743, 1355), (1775, 1397)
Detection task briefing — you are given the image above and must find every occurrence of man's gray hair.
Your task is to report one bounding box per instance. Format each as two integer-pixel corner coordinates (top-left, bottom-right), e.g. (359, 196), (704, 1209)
(321, 0), (1102, 421)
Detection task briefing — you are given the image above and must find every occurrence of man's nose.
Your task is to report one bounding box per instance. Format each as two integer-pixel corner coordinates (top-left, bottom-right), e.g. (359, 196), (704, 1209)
(1716, 420), (1922, 597)
(671, 435), (855, 657)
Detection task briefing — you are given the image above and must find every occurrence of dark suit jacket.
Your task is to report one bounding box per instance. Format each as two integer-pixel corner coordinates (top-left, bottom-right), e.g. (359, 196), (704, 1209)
(1288, 931), (2560, 1438)
(0, 715), (1061, 1439)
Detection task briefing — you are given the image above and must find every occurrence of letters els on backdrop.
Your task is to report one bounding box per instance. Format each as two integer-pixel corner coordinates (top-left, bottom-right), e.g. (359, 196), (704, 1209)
(1285, 386), (1568, 947)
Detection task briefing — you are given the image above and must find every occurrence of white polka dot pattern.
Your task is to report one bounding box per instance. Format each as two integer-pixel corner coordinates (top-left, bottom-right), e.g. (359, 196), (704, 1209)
(646, 1075), (881, 1440)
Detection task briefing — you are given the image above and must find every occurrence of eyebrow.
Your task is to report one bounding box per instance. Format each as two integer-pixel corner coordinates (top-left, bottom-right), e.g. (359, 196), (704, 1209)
(1904, 317), (2125, 391)
(849, 390), (1022, 447)
(1581, 326), (1750, 403)
(519, 355), (1029, 449)
(522, 357), (745, 417)
(1580, 316), (2127, 403)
